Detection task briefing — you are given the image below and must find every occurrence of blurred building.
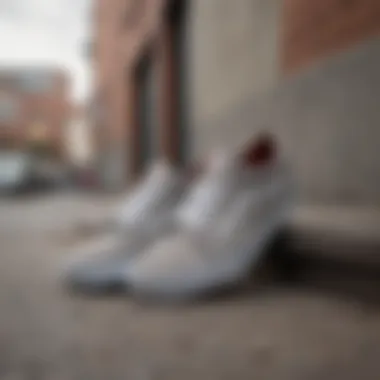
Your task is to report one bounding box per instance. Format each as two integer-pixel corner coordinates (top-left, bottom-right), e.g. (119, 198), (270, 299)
(92, 0), (380, 205)
(0, 67), (70, 160)
(64, 105), (95, 168)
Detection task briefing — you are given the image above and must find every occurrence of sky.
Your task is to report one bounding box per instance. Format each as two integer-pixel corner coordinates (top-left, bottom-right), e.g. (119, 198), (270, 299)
(0, 0), (92, 103)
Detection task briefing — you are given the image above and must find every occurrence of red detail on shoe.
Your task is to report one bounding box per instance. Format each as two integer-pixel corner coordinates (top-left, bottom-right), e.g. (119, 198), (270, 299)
(241, 133), (277, 167)
(185, 133), (277, 178)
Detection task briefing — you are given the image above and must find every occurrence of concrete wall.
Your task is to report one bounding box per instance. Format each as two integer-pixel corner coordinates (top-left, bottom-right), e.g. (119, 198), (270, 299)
(188, 0), (380, 206)
(200, 37), (380, 206)
(189, 0), (282, 158)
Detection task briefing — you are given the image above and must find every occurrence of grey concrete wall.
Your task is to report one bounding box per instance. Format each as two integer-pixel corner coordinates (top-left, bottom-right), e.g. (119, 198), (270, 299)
(198, 37), (380, 206)
(189, 0), (282, 156)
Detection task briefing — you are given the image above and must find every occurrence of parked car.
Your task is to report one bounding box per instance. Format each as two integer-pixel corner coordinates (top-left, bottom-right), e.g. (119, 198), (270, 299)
(0, 150), (66, 195)
(0, 151), (31, 193)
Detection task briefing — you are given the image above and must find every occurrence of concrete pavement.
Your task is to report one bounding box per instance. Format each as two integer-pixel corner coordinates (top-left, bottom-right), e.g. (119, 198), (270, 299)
(0, 193), (379, 379)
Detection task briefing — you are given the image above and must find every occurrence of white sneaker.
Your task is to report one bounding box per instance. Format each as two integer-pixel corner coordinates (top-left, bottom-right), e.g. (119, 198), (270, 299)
(124, 138), (294, 300)
(62, 160), (187, 293)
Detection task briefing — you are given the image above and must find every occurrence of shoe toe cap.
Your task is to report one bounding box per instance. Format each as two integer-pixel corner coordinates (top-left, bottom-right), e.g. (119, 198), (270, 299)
(125, 236), (211, 299)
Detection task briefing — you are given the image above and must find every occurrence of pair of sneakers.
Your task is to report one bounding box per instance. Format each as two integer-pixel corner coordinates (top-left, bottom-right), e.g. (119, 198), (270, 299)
(62, 135), (294, 301)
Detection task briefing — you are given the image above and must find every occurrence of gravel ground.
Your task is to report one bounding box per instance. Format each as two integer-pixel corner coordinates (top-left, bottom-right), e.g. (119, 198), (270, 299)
(0, 193), (380, 380)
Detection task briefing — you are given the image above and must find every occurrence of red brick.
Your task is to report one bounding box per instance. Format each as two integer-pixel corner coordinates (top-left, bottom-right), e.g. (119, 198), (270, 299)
(93, 0), (185, 181)
(282, 0), (380, 74)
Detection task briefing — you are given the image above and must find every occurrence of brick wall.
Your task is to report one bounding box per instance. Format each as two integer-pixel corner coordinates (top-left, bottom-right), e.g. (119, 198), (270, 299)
(282, 0), (380, 74)
(94, 0), (185, 185)
(0, 70), (70, 157)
